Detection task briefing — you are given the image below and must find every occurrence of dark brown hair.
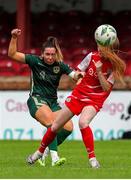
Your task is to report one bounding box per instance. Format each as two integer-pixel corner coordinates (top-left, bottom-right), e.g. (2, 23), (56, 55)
(41, 36), (63, 62)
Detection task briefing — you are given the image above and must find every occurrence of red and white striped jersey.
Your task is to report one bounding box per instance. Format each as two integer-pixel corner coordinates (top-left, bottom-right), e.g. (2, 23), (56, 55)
(71, 51), (114, 106)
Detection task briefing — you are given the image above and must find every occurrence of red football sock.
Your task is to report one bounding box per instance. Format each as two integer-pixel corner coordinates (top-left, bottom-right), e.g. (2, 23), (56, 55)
(38, 127), (56, 153)
(80, 126), (95, 159)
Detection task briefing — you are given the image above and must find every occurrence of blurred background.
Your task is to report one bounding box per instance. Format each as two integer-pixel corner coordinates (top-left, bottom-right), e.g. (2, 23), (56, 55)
(0, 0), (131, 141)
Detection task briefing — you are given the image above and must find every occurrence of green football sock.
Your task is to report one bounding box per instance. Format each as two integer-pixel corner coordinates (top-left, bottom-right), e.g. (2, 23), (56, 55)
(48, 129), (72, 151)
(57, 128), (72, 146)
(48, 137), (58, 151)
(45, 126), (58, 152)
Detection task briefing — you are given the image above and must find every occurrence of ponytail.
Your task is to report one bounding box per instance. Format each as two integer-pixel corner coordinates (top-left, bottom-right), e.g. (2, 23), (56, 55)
(98, 39), (126, 85)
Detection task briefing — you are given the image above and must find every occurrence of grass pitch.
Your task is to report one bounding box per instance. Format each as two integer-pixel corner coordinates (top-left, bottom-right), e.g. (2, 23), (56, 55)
(0, 140), (131, 178)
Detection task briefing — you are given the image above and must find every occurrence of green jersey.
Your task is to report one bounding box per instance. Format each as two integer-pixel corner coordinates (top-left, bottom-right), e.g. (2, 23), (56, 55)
(25, 54), (73, 98)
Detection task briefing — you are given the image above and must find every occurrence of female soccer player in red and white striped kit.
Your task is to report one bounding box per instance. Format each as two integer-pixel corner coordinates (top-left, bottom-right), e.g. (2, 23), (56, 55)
(27, 25), (126, 168)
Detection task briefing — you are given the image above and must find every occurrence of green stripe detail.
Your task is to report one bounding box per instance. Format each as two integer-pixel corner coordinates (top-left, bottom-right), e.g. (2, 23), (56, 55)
(101, 27), (108, 36)
(32, 96), (47, 107)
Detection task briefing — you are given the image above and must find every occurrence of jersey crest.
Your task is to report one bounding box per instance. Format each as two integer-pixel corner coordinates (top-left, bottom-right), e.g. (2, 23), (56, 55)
(53, 66), (60, 74)
(66, 97), (71, 102)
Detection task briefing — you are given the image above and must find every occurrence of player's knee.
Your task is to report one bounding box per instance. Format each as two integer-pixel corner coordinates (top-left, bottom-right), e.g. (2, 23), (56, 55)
(36, 117), (52, 127)
(64, 120), (73, 131)
(44, 121), (52, 127)
(51, 123), (59, 133)
(79, 119), (89, 129)
(43, 116), (53, 127)
(39, 120), (52, 127)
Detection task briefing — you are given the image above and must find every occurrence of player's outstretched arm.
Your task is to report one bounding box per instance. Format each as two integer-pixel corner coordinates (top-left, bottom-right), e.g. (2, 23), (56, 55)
(93, 60), (111, 91)
(8, 28), (25, 63)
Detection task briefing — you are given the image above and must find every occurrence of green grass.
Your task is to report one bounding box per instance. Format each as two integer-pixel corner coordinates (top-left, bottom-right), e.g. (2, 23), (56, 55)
(0, 140), (131, 178)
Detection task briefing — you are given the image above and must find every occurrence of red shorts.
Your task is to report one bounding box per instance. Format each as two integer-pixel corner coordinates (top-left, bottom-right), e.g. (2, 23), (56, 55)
(65, 96), (101, 115)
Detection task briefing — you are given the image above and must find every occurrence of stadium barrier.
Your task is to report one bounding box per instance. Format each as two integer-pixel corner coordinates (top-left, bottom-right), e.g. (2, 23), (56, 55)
(0, 90), (131, 140)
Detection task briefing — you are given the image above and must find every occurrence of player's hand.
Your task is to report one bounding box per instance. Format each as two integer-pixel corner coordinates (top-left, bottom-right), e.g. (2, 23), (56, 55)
(11, 29), (21, 38)
(74, 71), (85, 80)
(92, 60), (103, 72)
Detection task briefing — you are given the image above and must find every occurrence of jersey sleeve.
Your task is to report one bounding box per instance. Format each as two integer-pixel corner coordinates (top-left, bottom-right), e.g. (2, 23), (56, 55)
(107, 73), (114, 85)
(77, 52), (92, 71)
(25, 54), (37, 67)
(61, 62), (73, 75)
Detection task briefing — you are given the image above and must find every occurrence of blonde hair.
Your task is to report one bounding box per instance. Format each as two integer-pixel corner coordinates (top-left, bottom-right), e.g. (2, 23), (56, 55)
(41, 36), (63, 62)
(98, 38), (126, 85)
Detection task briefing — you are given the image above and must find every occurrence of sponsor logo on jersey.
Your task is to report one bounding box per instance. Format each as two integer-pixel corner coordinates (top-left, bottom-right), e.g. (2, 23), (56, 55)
(40, 71), (45, 79)
(88, 68), (94, 76)
(53, 66), (60, 74)
(88, 68), (98, 78)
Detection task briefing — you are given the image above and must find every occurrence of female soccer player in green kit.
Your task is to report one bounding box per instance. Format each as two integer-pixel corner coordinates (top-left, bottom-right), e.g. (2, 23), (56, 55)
(8, 28), (84, 167)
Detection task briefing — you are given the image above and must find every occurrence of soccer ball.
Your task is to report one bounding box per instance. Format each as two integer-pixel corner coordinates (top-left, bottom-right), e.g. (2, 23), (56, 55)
(94, 24), (117, 46)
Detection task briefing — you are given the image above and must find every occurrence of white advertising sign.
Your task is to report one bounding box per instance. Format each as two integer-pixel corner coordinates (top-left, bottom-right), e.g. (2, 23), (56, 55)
(0, 91), (131, 140)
